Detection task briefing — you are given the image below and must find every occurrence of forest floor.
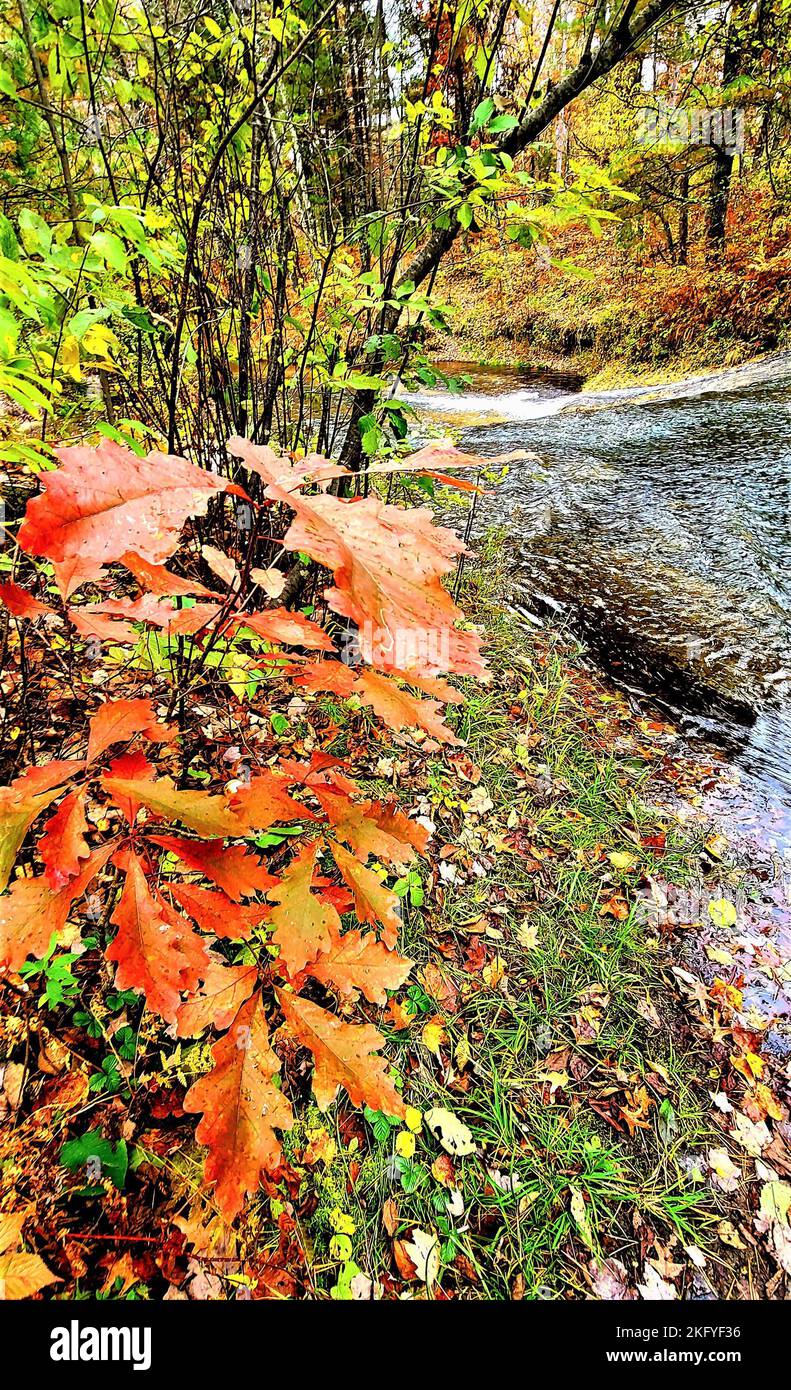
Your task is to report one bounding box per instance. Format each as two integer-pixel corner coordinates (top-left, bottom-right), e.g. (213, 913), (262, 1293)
(2, 538), (789, 1301)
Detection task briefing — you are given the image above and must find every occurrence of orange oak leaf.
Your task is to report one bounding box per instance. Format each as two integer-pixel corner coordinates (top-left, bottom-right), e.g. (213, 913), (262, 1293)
(277, 988), (406, 1118)
(176, 955), (258, 1036)
(167, 881), (268, 940)
(313, 787), (428, 869)
(352, 668), (460, 745)
(184, 993), (294, 1220)
(0, 775), (69, 893)
(234, 607), (335, 651)
(277, 751), (359, 796)
(328, 839), (403, 947)
(291, 659), (357, 697)
(68, 594), (177, 645)
(166, 603), (234, 638)
(228, 437), (348, 489)
(307, 926), (413, 1005)
(67, 606), (140, 644)
(9, 761), (86, 796)
(120, 553), (218, 598)
(266, 841), (340, 977)
(389, 668), (464, 705)
(17, 441), (233, 596)
(149, 835), (278, 900)
(87, 696), (177, 764)
(0, 840), (116, 974)
(226, 770), (318, 832)
(257, 475), (484, 677)
(101, 773), (241, 838)
(106, 853), (207, 1022)
(38, 787), (90, 890)
(0, 580), (57, 621)
(154, 893), (211, 995)
(102, 751), (156, 825)
(200, 545), (239, 588)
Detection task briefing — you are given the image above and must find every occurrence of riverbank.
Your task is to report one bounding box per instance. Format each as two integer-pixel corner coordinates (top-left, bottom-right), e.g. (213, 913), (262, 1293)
(428, 224), (791, 390)
(232, 549), (786, 1299)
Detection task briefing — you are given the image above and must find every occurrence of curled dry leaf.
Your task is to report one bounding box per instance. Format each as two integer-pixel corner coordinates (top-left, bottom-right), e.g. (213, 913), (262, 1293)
(425, 1106), (476, 1156)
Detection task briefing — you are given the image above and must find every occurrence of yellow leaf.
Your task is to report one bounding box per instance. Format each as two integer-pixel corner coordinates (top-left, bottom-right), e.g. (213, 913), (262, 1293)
(608, 851), (636, 870)
(708, 898), (737, 929)
(421, 1019), (447, 1056)
(403, 1227), (440, 1287)
(425, 1106), (476, 1156)
(60, 334), (81, 382)
(483, 954), (506, 988)
(517, 921), (539, 949)
(404, 1105), (423, 1133)
(706, 945), (734, 966)
(395, 1130), (416, 1159)
(329, 1207), (355, 1236)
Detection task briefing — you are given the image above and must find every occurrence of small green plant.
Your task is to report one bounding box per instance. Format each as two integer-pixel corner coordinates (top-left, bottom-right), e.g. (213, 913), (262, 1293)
(60, 1130), (129, 1193)
(394, 869), (424, 907)
(20, 936), (80, 1009)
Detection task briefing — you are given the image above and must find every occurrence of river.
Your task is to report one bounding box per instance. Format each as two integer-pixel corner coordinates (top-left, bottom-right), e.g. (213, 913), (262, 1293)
(407, 354), (791, 850)
(406, 355), (791, 1041)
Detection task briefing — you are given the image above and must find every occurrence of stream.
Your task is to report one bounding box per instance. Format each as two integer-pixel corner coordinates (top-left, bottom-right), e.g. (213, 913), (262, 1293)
(405, 355), (791, 1040)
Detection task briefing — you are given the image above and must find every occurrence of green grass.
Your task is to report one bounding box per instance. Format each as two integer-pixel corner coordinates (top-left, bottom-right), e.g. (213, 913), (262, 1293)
(274, 557), (724, 1300)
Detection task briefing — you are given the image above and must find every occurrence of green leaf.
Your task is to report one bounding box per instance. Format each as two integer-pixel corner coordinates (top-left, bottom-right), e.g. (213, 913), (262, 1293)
(487, 113), (518, 133)
(18, 209), (52, 257)
(470, 97), (495, 134)
(0, 307), (19, 361)
(0, 67), (17, 100)
(90, 231), (127, 273)
(457, 202), (473, 230)
(60, 1131), (128, 1190)
(0, 214), (19, 261)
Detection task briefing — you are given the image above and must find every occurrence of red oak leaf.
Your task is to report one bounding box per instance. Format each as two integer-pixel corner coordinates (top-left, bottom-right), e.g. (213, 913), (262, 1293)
(167, 881), (268, 940)
(0, 580), (57, 621)
(176, 955), (258, 1036)
(0, 775), (69, 893)
(291, 659), (357, 697)
(101, 773), (241, 837)
(352, 668), (460, 745)
(18, 441), (233, 596)
(226, 770), (318, 832)
(87, 697), (177, 764)
(106, 852), (207, 1022)
(266, 841), (340, 977)
(184, 993), (294, 1220)
(149, 835), (278, 900)
(328, 839), (403, 947)
(277, 989), (405, 1118)
(0, 840), (116, 974)
(234, 608), (335, 651)
(313, 787), (428, 869)
(120, 553), (218, 598)
(38, 787), (91, 890)
(307, 925), (412, 1004)
(249, 471), (484, 677)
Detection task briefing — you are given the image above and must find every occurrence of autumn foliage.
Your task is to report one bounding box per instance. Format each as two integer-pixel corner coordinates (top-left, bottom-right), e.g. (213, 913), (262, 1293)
(0, 436), (487, 1221)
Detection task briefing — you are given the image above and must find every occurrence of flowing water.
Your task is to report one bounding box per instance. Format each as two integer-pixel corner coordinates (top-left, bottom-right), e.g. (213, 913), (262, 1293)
(406, 355), (791, 1035)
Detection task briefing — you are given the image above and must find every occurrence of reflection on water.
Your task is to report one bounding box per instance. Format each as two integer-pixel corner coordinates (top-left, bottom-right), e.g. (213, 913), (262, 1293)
(405, 354), (791, 833)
